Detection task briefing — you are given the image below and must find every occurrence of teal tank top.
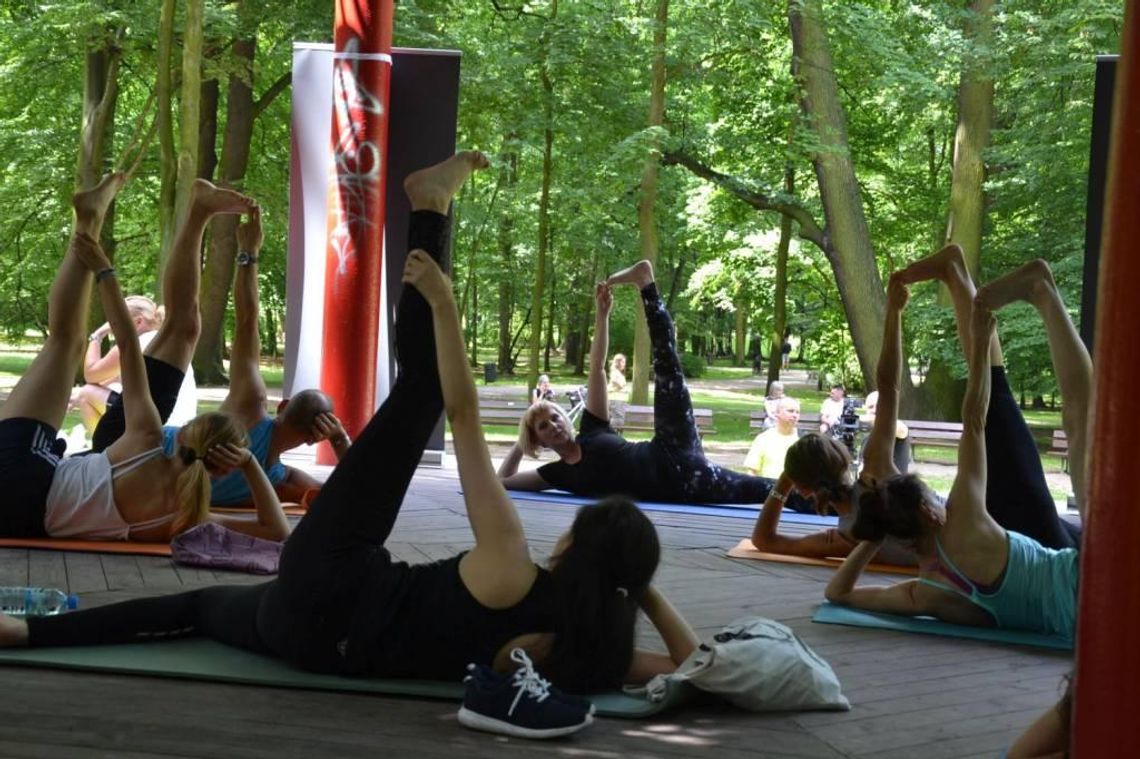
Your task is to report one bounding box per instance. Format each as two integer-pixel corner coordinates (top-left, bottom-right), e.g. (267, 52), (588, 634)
(919, 530), (1078, 641)
(161, 417), (287, 505)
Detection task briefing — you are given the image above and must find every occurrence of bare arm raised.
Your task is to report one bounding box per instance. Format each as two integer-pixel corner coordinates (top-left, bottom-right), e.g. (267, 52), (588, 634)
(220, 208), (268, 427)
(74, 235), (162, 442)
(584, 283), (613, 421)
(861, 273), (908, 482)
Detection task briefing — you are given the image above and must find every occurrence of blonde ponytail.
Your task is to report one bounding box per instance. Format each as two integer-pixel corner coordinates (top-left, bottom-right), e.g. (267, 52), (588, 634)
(171, 412), (250, 535)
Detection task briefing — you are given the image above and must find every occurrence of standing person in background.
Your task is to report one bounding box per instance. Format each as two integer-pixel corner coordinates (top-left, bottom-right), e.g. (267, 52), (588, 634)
(860, 390), (911, 473)
(762, 381), (786, 430)
(75, 296), (198, 434)
(781, 336), (792, 370)
(607, 353), (629, 432)
(744, 397), (801, 478)
(819, 384), (845, 435)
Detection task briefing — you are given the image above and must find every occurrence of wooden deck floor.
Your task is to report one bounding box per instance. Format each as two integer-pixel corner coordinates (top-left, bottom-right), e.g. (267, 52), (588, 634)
(0, 464), (1070, 758)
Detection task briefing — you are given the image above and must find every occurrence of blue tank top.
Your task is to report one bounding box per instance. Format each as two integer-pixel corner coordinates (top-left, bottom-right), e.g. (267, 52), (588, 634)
(161, 417), (287, 505)
(919, 530), (1078, 640)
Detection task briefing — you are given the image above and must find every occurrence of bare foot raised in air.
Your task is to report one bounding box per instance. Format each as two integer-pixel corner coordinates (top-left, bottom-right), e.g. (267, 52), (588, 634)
(404, 151), (490, 214)
(895, 243), (971, 288)
(976, 259), (1058, 312)
(606, 260), (655, 290)
(190, 179), (257, 219)
(73, 172), (127, 239)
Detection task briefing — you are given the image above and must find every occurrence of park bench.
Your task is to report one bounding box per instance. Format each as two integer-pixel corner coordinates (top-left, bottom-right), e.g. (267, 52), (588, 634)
(1050, 429), (1070, 471)
(621, 404), (716, 435)
(478, 398), (529, 427)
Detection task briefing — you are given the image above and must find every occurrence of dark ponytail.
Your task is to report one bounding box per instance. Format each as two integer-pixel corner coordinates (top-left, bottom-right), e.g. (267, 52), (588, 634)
(541, 498), (660, 693)
(852, 474), (939, 545)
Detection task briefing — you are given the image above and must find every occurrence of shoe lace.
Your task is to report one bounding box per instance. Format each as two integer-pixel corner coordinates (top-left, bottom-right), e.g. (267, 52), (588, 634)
(507, 648), (552, 717)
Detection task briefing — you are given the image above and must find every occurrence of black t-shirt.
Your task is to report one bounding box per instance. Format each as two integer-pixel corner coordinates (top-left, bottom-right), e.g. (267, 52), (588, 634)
(537, 410), (669, 500)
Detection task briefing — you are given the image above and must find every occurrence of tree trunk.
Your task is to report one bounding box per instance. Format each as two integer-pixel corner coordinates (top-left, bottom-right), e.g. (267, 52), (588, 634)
(195, 4), (260, 385)
(155, 0), (177, 292)
(543, 253), (556, 372)
(197, 75), (219, 182)
(76, 34), (122, 373)
(733, 293), (746, 365)
(766, 164), (794, 389)
(155, 0), (204, 294)
(918, 0), (996, 420)
(526, 1), (557, 396)
(469, 278), (479, 367)
(788, 0), (886, 388)
(630, 0), (669, 406)
(496, 148), (518, 375)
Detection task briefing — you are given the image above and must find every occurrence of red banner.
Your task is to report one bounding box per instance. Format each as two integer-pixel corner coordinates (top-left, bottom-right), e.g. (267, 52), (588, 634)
(318, 1), (394, 462)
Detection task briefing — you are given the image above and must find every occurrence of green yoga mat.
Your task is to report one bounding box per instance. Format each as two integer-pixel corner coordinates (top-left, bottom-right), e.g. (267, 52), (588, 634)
(812, 601), (1073, 651)
(0, 638), (690, 718)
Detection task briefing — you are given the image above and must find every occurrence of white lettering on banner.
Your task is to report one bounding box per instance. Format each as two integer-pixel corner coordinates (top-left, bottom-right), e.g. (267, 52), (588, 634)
(328, 37), (389, 276)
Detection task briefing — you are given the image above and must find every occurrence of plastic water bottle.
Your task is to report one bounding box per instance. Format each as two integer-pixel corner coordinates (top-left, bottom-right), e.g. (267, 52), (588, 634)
(0, 587), (79, 617)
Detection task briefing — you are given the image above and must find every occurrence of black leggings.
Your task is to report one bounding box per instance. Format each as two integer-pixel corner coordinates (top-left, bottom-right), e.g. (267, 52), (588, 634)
(639, 285), (805, 510)
(985, 366), (1080, 550)
(29, 212), (452, 669)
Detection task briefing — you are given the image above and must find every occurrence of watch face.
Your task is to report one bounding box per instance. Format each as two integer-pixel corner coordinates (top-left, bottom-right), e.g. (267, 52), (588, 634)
(238, 252), (251, 265)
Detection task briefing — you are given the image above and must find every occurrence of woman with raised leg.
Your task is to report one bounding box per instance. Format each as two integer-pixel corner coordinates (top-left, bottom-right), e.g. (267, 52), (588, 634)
(754, 244), (1082, 563)
(500, 260), (800, 510)
(822, 257), (1085, 640)
(0, 177), (287, 543)
(0, 153), (697, 699)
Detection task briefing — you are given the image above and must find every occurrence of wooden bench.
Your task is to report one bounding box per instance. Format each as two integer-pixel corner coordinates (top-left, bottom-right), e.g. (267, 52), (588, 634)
(1050, 429), (1069, 471)
(478, 398), (530, 427)
(902, 419), (963, 449)
(621, 405), (716, 435)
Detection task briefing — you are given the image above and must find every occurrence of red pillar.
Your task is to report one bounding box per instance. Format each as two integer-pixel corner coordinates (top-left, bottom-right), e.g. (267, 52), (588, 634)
(1073, 2), (1140, 755)
(318, 0), (395, 462)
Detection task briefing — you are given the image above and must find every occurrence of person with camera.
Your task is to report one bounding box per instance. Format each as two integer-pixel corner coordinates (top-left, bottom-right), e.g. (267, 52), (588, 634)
(819, 384), (846, 435)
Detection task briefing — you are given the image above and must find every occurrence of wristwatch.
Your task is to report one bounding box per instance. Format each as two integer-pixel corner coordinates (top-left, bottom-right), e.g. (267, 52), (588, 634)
(237, 250), (259, 266)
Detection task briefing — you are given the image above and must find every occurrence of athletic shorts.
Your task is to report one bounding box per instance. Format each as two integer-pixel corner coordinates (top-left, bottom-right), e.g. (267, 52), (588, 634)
(92, 355), (187, 452)
(0, 418), (57, 537)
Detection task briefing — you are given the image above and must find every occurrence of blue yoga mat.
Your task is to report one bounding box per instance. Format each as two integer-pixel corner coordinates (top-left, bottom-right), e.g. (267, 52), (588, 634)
(504, 489), (838, 526)
(812, 601), (1073, 651)
(0, 638), (691, 718)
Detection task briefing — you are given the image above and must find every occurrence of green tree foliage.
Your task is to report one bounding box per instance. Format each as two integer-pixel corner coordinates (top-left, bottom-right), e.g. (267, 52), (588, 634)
(0, 0), (1124, 417)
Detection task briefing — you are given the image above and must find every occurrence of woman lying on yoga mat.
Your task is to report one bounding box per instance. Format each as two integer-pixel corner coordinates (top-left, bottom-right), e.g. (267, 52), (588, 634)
(752, 245), (1083, 567)
(0, 153), (699, 694)
(0, 176), (288, 543)
(498, 260), (801, 511)
(824, 254), (1086, 639)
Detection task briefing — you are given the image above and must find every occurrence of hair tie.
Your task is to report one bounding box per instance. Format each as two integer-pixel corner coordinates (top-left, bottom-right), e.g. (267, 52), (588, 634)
(615, 586), (629, 598)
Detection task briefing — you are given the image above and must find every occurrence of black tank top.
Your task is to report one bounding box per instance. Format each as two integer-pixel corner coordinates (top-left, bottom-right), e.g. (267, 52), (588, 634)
(348, 552), (558, 680)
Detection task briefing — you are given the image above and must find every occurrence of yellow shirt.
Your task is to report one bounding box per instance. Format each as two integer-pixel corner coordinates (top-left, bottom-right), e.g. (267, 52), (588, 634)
(744, 427), (800, 479)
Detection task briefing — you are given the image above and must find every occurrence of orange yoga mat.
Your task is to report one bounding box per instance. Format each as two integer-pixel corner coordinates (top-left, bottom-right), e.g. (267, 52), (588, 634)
(211, 503), (307, 517)
(726, 539), (918, 576)
(0, 537), (172, 556)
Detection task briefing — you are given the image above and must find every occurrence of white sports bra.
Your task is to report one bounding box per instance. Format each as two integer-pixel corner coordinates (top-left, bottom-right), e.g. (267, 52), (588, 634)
(44, 447), (176, 540)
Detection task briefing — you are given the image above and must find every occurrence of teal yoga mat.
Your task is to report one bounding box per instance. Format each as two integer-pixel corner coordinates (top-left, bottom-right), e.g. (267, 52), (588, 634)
(504, 489), (839, 526)
(812, 602), (1073, 651)
(0, 638), (691, 718)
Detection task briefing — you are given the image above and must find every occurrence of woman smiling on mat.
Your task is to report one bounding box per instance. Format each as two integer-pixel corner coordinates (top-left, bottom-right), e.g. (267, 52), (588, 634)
(752, 245), (1083, 570)
(0, 176), (289, 544)
(824, 252), (1086, 640)
(498, 260), (799, 511)
(0, 154), (699, 694)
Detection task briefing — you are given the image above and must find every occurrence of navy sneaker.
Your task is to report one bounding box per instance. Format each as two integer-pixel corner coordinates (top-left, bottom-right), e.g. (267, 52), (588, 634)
(458, 648), (594, 739)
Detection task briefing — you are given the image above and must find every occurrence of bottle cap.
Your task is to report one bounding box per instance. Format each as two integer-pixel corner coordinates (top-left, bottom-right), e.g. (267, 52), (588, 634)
(66, 595), (79, 611)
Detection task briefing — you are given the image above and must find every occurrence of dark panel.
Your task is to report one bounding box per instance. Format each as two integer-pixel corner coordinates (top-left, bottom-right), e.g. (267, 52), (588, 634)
(1081, 55), (1118, 353)
(384, 49), (461, 452)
